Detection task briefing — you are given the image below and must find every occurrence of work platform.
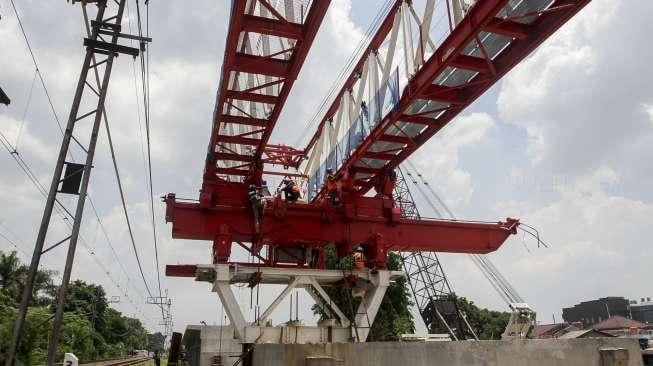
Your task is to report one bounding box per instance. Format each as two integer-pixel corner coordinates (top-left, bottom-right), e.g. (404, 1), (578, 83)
(173, 264), (405, 351)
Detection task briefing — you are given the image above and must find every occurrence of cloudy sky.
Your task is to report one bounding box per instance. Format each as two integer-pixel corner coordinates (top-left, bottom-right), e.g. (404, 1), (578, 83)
(0, 0), (651, 335)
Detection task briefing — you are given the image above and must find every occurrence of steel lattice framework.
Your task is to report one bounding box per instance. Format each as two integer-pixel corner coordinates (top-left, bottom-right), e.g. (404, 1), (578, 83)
(164, 0), (589, 295)
(203, 0), (330, 188)
(301, 0), (590, 201)
(5, 0), (145, 364)
(395, 168), (468, 339)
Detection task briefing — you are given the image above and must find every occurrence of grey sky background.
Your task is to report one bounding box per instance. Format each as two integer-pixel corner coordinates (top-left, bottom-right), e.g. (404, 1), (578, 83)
(0, 0), (651, 334)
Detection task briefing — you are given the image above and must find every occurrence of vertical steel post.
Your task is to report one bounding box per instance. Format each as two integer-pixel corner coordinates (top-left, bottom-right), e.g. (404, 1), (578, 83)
(46, 1), (127, 363)
(5, 1), (129, 365)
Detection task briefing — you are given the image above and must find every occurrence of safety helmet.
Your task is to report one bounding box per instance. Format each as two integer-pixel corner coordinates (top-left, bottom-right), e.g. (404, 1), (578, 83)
(355, 245), (364, 252)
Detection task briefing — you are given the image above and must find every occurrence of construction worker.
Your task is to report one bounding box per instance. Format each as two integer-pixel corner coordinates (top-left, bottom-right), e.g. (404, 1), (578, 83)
(325, 168), (339, 205)
(153, 351), (160, 366)
(280, 179), (301, 203)
(353, 245), (366, 270)
(248, 184), (263, 232)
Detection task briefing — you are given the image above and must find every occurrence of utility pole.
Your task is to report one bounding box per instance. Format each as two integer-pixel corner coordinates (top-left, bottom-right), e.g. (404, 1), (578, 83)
(394, 167), (473, 340)
(148, 292), (173, 338)
(5, 1), (147, 364)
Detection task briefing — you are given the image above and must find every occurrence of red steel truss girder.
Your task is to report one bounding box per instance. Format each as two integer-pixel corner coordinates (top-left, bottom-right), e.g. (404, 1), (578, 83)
(241, 14), (304, 40)
(302, 0), (404, 158)
(263, 143), (305, 166)
(204, 0), (330, 184)
(166, 265), (197, 278)
(312, 0), (590, 200)
(164, 193), (518, 255)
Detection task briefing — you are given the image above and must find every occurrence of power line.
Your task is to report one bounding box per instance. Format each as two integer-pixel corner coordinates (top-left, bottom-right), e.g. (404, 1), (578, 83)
(8, 0), (164, 332)
(0, 130), (155, 324)
(0, 229), (30, 258)
(5, 2), (161, 341)
(403, 161), (525, 305)
(294, 0), (396, 147)
(4, 0), (158, 323)
(134, 0), (166, 322)
(14, 67), (37, 150)
(78, 2), (163, 313)
(8, 0), (65, 135)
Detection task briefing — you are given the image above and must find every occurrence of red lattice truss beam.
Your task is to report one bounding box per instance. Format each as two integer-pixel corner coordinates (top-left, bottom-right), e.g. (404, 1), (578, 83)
(203, 0), (330, 186)
(307, 0), (590, 201)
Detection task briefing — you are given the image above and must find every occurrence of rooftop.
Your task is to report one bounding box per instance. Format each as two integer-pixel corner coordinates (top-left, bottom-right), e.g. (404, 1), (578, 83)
(593, 316), (646, 331)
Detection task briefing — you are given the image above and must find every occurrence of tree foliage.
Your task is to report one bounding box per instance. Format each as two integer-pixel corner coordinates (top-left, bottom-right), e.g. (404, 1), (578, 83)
(312, 249), (414, 341)
(0, 251), (56, 306)
(148, 332), (165, 352)
(426, 295), (510, 340)
(456, 297), (510, 340)
(0, 250), (155, 364)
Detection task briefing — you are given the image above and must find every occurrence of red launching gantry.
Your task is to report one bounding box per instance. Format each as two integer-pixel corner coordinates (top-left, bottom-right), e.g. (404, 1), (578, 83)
(165, 0), (589, 277)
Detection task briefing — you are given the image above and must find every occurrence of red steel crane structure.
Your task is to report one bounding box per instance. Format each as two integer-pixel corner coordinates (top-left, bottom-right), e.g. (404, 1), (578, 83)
(165, 0), (589, 277)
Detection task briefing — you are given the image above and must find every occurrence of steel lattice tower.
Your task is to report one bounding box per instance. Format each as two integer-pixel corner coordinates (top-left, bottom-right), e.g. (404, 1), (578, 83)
(395, 167), (468, 339)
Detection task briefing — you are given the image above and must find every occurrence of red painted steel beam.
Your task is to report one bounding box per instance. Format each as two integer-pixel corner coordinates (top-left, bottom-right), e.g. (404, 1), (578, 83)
(232, 53), (290, 78)
(385, 0), (592, 179)
(450, 54), (492, 74)
(225, 90), (278, 105)
(398, 114), (443, 126)
(421, 84), (466, 104)
(251, 1), (331, 161)
(164, 195), (518, 255)
(364, 151), (397, 160)
(484, 17), (530, 40)
(217, 135), (261, 146)
(310, 0), (590, 201)
(221, 115), (269, 127)
(166, 264), (197, 278)
(204, 0), (331, 184)
(215, 167), (250, 176)
(378, 134), (413, 144)
(242, 14), (303, 40)
(263, 144), (305, 167)
(215, 153), (255, 163)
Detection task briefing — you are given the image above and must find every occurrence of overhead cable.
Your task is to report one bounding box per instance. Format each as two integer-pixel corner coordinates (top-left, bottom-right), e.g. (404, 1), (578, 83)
(402, 161), (526, 306)
(134, 0), (166, 321)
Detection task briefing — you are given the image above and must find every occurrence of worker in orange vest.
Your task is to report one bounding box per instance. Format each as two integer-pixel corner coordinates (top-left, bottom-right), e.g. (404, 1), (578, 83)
(353, 245), (366, 270)
(280, 179), (301, 202)
(325, 168), (339, 205)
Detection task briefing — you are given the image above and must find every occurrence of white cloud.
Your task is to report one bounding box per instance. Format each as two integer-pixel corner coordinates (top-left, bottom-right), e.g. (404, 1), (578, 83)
(643, 103), (653, 124)
(411, 112), (495, 208)
(482, 166), (653, 319)
(497, 0), (653, 174)
(1, 0), (651, 335)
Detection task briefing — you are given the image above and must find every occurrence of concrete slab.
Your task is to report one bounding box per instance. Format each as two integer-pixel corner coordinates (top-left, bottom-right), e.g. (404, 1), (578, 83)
(251, 339), (644, 366)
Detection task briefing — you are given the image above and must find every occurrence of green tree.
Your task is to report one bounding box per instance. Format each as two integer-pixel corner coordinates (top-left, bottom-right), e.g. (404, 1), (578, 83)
(0, 251), (154, 363)
(0, 251), (56, 305)
(148, 332), (165, 352)
(312, 249), (414, 341)
(426, 296), (510, 340)
(59, 280), (109, 331)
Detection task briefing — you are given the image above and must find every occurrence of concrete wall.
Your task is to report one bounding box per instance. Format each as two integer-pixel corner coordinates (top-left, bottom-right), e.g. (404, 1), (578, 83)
(252, 339), (644, 366)
(199, 325), (243, 366)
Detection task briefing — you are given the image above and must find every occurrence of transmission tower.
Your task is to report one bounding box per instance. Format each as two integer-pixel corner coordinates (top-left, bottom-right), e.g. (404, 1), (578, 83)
(5, 1), (149, 365)
(395, 167), (471, 340)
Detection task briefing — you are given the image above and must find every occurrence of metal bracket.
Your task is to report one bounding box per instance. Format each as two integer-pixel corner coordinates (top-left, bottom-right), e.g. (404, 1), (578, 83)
(41, 235), (72, 255)
(83, 38), (139, 57)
